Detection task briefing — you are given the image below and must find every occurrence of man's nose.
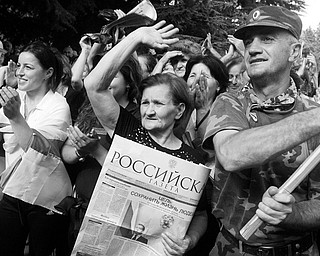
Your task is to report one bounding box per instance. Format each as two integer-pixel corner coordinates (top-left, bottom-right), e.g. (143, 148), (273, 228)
(248, 38), (263, 55)
(232, 77), (237, 84)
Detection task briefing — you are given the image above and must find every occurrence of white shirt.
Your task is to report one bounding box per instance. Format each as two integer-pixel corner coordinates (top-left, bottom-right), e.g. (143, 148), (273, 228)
(0, 90), (72, 212)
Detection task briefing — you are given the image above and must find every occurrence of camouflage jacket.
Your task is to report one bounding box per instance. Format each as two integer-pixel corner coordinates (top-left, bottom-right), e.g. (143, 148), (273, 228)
(202, 88), (320, 245)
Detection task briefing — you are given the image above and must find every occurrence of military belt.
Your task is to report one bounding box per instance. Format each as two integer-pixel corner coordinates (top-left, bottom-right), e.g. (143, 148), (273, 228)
(221, 226), (313, 256)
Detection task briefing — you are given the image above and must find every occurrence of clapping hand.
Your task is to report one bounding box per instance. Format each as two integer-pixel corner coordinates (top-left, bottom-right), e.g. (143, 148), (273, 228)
(227, 35), (245, 56)
(190, 73), (210, 110)
(201, 33), (213, 55)
(0, 86), (21, 120)
(67, 126), (100, 156)
(306, 53), (318, 73)
(6, 60), (17, 88)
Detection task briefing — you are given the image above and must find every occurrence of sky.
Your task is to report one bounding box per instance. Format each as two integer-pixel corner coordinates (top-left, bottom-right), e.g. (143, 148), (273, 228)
(299, 0), (320, 30)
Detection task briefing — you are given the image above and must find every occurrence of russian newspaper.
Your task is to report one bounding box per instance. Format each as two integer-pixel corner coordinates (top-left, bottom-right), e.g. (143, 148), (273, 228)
(71, 135), (211, 256)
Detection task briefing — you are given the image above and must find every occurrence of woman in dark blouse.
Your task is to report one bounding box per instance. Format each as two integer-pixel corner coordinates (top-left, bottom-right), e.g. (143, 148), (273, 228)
(62, 21), (208, 255)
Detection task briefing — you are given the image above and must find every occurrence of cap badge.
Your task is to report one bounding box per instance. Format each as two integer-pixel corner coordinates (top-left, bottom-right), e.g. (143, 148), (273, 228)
(252, 10), (260, 21)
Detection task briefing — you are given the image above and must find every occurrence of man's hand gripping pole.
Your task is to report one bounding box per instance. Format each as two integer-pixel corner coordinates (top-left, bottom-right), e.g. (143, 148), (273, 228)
(240, 144), (320, 240)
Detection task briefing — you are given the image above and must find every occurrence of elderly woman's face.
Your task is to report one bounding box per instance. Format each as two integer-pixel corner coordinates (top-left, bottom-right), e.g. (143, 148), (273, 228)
(140, 83), (183, 134)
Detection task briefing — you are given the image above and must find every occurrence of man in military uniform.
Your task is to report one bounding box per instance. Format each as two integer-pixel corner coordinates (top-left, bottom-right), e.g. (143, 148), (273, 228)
(203, 6), (320, 256)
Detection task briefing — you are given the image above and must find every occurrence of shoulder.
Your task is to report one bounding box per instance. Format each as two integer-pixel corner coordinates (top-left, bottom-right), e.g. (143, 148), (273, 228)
(125, 101), (141, 120)
(213, 91), (249, 112)
(178, 143), (205, 165)
(43, 91), (69, 109)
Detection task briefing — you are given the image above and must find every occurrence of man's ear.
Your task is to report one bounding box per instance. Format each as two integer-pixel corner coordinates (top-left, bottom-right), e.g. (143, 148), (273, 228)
(289, 42), (302, 62)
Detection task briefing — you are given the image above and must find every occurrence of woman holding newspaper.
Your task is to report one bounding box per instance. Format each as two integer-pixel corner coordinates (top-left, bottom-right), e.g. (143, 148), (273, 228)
(69, 21), (208, 255)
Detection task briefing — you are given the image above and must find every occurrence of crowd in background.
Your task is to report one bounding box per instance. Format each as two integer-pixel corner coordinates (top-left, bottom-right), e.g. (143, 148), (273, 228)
(0, 5), (319, 256)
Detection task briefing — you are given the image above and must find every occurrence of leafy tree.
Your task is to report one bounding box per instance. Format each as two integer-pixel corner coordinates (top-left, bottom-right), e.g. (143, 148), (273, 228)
(155, 0), (245, 55)
(0, 0), (306, 54)
(0, 0), (137, 50)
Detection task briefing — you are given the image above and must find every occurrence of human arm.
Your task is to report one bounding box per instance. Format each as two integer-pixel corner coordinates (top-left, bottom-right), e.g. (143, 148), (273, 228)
(161, 209), (207, 255)
(211, 101), (320, 172)
(0, 86), (33, 151)
(71, 36), (92, 91)
(5, 60), (18, 88)
(220, 36), (245, 64)
(87, 43), (104, 71)
(0, 66), (6, 87)
(190, 73), (212, 142)
(220, 44), (237, 64)
(61, 125), (107, 165)
(151, 50), (184, 75)
(296, 57), (307, 77)
(227, 35), (244, 57)
(255, 186), (320, 231)
(201, 33), (221, 58)
(84, 21), (179, 133)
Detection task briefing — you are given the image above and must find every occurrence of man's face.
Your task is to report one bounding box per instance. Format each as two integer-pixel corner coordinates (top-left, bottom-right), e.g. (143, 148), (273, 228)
(228, 63), (244, 93)
(170, 55), (190, 77)
(63, 47), (73, 58)
(243, 27), (293, 80)
(134, 224), (144, 235)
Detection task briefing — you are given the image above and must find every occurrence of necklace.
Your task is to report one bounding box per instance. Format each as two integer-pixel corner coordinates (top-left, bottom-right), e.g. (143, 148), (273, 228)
(194, 110), (210, 131)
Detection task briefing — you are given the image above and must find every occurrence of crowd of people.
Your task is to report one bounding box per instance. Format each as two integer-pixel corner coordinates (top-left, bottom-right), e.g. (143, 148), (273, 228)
(0, 4), (319, 256)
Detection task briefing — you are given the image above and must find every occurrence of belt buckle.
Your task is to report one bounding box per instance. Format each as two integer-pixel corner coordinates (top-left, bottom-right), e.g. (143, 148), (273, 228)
(257, 246), (275, 256)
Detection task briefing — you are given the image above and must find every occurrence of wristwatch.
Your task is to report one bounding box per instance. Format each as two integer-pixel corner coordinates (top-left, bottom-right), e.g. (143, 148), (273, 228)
(74, 148), (86, 162)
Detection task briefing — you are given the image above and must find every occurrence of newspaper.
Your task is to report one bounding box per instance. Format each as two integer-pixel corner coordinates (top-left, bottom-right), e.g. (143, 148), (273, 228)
(71, 135), (211, 256)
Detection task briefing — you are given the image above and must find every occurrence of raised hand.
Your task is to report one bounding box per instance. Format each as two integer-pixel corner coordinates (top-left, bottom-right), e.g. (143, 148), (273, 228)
(139, 20), (179, 50)
(227, 35), (245, 56)
(152, 50), (184, 75)
(79, 35), (93, 51)
(6, 60), (18, 88)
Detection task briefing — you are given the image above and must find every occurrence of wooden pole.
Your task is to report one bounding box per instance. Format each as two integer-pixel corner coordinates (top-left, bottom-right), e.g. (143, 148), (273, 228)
(240, 144), (320, 240)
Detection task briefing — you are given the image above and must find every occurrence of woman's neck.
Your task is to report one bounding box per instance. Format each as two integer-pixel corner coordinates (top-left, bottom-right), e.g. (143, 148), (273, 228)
(25, 87), (50, 107)
(117, 97), (130, 109)
(148, 129), (181, 150)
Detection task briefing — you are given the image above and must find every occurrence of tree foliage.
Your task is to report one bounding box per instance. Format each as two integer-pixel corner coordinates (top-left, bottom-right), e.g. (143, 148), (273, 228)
(0, 0), (305, 53)
(155, 0), (245, 55)
(301, 26), (320, 69)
